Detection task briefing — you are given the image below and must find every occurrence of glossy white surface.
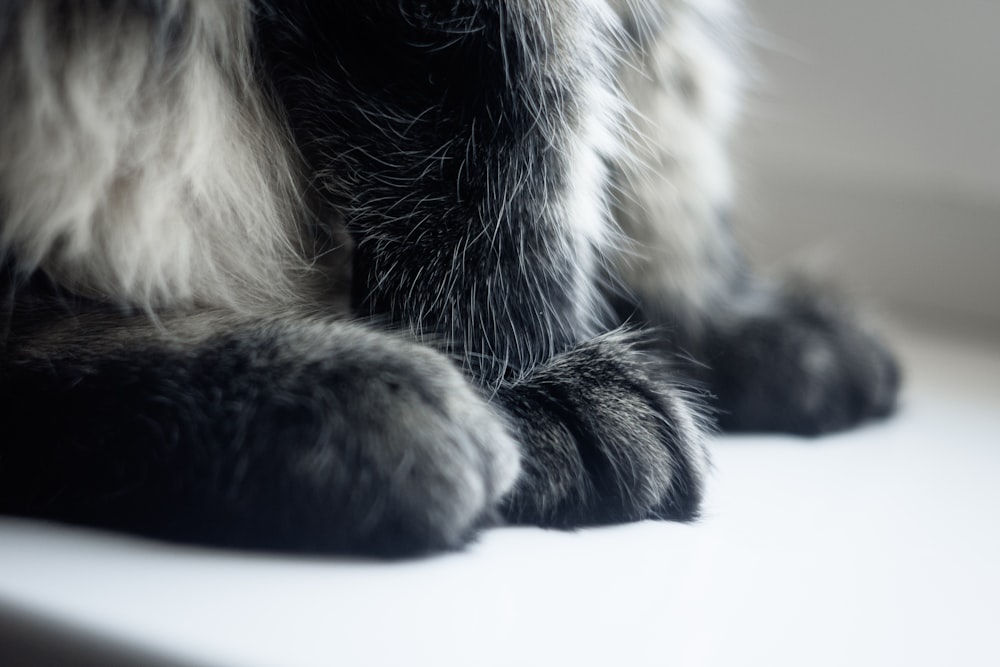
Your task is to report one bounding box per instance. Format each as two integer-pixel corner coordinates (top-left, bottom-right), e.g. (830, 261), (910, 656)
(2, 318), (999, 667)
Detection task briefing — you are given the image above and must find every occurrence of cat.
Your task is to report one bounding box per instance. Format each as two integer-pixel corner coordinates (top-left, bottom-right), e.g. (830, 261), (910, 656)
(0, 0), (899, 555)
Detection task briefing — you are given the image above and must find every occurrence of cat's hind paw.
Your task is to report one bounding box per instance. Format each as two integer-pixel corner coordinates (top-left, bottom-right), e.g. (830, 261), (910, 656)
(706, 282), (901, 435)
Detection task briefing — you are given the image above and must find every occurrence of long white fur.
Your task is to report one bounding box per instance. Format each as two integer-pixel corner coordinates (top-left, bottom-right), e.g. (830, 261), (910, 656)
(0, 1), (312, 312)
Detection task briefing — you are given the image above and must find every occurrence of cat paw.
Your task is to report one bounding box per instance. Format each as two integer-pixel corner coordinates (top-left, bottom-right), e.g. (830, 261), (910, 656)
(705, 283), (901, 435)
(0, 320), (522, 557)
(496, 332), (711, 527)
(271, 325), (522, 554)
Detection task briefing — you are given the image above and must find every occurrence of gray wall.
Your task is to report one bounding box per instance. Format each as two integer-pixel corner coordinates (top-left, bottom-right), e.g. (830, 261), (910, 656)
(734, 0), (1000, 333)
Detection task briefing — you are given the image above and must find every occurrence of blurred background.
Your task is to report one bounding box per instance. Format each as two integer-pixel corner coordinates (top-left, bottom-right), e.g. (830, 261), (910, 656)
(735, 0), (1000, 336)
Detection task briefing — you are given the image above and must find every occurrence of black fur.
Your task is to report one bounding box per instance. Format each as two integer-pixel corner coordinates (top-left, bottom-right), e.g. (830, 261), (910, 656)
(1, 311), (517, 556)
(701, 284), (900, 434)
(255, 1), (600, 381)
(499, 334), (706, 527)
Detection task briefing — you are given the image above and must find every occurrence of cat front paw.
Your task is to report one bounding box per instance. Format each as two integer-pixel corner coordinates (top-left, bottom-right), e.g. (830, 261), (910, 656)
(0, 320), (522, 557)
(280, 328), (522, 554)
(497, 332), (711, 527)
(706, 283), (901, 435)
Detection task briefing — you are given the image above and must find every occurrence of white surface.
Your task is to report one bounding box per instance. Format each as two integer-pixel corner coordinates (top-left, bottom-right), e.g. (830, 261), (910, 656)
(2, 318), (999, 667)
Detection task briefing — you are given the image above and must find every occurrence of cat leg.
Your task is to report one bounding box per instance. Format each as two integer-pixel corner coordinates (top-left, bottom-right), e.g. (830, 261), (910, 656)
(608, 0), (900, 434)
(257, 0), (712, 524)
(0, 312), (519, 555)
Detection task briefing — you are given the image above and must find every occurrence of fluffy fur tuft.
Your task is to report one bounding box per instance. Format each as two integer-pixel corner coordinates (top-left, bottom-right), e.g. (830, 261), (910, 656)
(0, 1), (319, 311)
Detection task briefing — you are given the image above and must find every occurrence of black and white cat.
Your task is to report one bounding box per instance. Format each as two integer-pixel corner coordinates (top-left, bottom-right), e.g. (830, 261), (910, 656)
(0, 1), (899, 555)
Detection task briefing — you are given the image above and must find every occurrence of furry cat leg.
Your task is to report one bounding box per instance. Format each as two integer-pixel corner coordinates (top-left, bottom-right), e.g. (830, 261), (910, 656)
(609, 0), (900, 433)
(257, 0), (712, 525)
